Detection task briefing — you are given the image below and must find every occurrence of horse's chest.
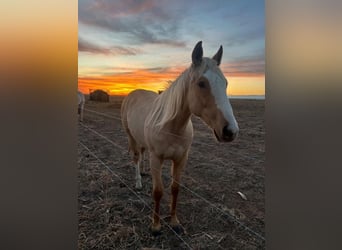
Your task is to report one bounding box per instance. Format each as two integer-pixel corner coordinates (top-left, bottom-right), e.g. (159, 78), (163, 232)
(150, 137), (190, 160)
(162, 143), (186, 160)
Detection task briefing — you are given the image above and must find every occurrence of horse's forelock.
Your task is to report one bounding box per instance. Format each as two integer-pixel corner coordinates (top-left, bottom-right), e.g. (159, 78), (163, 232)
(190, 58), (219, 82)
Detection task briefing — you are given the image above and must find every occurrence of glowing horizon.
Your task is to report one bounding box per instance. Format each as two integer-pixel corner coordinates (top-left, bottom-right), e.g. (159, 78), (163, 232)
(78, 69), (265, 96)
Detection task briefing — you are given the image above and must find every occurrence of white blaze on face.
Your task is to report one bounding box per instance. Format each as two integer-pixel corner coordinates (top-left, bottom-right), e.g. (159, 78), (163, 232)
(203, 69), (239, 134)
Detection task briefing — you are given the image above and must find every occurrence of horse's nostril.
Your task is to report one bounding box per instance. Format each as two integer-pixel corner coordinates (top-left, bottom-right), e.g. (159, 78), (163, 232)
(223, 126), (234, 138)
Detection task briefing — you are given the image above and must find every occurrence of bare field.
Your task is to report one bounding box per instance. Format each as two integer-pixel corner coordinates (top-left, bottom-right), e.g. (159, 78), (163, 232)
(78, 96), (265, 249)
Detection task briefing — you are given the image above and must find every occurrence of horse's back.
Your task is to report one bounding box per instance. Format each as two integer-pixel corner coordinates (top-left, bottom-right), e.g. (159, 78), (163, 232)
(121, 89), (158, 148)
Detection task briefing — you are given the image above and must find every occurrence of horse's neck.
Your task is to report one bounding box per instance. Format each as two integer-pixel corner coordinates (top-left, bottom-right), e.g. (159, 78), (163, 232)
(158, 71), (191, 133)
(166, 97), (191, 134)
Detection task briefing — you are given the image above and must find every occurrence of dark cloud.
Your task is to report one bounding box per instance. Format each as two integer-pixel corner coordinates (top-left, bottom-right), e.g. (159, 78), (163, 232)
(89, 0), (157, 16)
(78, 37), (140, 55)
(220, 1), (264, 48)
(79, 0), (186, 47)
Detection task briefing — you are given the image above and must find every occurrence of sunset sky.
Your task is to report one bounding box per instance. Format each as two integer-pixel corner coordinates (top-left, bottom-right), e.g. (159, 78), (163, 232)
(78, 0), (264, 96)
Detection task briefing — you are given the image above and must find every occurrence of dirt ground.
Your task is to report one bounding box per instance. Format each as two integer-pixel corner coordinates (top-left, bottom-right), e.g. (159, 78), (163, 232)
(78, 95), (265, 249)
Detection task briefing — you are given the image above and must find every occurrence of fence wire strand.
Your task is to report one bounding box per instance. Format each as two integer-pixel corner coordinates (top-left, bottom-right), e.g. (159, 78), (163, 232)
(83, 108), (263, 163)
(79, 141), (193, 249)
(79, 119), (265, 243)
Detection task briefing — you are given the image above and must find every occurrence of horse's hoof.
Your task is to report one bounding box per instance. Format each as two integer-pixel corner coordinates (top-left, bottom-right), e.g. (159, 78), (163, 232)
(171, 224), (184, 234)
(150, 226), (162, 236)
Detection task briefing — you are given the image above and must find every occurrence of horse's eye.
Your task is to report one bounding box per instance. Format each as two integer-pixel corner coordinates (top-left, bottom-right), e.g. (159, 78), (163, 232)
(198, 81), (206, 88)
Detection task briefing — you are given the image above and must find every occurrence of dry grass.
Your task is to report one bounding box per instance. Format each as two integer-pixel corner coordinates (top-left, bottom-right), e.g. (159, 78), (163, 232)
(78, 96), (265, 249)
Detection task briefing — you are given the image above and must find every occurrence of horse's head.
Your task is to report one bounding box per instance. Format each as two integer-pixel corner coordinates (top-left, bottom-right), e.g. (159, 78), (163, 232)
(188, 41), (239, 142)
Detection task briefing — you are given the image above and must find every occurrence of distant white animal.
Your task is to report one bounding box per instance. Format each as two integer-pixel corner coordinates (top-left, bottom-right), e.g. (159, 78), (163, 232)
(78, 91), (85, 122)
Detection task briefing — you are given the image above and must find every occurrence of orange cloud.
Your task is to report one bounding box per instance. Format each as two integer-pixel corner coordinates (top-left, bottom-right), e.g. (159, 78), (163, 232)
(78, 67), (184, 95)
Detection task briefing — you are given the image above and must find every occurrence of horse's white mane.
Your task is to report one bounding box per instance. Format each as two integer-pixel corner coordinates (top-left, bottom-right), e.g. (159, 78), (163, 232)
(148, 58), (213, 129)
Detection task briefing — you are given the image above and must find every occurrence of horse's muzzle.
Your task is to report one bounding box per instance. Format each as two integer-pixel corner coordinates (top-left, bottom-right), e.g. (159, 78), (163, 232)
(214, 125), (238, 142)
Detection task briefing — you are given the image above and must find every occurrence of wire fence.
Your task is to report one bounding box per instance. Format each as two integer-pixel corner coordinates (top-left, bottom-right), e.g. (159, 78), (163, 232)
(83, 108), (264, 163)
(79, 114), (265, 244)
(79, 136), (262, 249)
(79, 141), (193, 249)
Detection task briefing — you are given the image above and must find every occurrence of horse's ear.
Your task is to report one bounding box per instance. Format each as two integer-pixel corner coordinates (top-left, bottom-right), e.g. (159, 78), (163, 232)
(192, 41), (203, 66)
(212, 45), (223, 66)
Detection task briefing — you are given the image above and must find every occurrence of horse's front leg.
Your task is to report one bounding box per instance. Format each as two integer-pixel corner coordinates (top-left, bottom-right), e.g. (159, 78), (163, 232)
(150, 153), (164, 235)
(170, 151), (188, 234)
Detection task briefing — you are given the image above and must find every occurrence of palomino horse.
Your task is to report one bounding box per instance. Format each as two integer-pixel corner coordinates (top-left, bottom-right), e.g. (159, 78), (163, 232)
(121, 41), (239, 235)
(78, 91), (85, 122)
